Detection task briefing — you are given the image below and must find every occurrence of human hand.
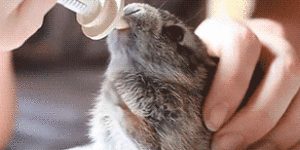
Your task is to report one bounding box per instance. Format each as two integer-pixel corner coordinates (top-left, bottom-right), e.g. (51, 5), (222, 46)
(195, 18), (300, 149)
(0, 0), (56, 52)
(0, 1), (56, 148)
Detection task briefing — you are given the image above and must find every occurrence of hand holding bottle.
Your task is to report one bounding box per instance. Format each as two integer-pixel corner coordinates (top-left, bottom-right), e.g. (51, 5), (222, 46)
(0, 1), (56, 148)
(0, 0), (56, 52)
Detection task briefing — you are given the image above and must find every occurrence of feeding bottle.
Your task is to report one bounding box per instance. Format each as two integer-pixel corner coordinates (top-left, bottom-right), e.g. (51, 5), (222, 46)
(56, 0), (129, 40)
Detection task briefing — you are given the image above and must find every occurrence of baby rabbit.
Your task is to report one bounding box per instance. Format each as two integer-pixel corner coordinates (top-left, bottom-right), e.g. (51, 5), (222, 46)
(69, 3), (216, 150)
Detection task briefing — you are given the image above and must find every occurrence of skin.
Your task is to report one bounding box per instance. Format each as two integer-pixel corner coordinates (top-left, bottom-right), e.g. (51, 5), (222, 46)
(197, 17), (300, 150)
(196, 0), (300, 149)
(0, 0), (56, 148)
(0, 0), (299, 149)
(0, 52), (15, 148)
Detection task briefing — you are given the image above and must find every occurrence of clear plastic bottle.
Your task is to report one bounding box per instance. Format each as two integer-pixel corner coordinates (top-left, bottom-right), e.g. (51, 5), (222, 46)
(57, 0), (129, 40)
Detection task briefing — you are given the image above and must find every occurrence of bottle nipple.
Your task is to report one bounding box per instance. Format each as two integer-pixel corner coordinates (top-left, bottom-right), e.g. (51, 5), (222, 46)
(57, 0), (129, 40)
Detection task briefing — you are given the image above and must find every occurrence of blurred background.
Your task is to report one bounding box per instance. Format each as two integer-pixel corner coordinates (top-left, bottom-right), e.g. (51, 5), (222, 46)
(7, 0), (207, 149)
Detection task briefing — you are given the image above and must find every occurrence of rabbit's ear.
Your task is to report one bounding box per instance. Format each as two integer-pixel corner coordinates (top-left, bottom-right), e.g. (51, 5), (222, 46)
(162, 25), (185, 42)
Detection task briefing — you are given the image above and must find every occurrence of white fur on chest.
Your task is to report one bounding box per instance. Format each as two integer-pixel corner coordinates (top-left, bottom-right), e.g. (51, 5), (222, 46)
(88, 84), (140, 150)
(67, 82), (140, 150)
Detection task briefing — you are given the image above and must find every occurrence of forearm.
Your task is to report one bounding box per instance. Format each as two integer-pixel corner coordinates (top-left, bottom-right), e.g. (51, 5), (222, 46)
(0, 51), (16, 148)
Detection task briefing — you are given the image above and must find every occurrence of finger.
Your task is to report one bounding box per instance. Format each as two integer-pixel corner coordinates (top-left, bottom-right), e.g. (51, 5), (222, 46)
(0, 0), (23, 17)
(16, 0), (56, 17)
(249, 89), (300, 150)
(211, 36), (300, 149)
(15, 0), (56, 30)
(290, 142), (300, 150)
(3, 0), (56, 47)
(195, 18), (262, 131)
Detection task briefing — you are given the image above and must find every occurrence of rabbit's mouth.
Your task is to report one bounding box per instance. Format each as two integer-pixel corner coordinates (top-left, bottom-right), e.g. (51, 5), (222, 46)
(117, 27), (130, 34)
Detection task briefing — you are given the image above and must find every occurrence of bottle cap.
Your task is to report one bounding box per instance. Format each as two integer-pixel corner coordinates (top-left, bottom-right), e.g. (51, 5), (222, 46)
(76, 0), (129, 40)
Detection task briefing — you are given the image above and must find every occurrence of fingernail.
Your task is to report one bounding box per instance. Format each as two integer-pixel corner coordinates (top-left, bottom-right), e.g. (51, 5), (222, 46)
(205, 102), (229, 131)
(212, 133), (246, 150)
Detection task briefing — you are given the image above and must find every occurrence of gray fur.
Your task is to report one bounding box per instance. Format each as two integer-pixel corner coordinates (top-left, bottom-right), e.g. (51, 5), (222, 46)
(68, 3), (215, 150)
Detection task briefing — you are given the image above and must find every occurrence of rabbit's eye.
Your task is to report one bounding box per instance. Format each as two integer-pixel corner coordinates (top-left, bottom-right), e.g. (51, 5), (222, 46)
(162, 25), (185, 42)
